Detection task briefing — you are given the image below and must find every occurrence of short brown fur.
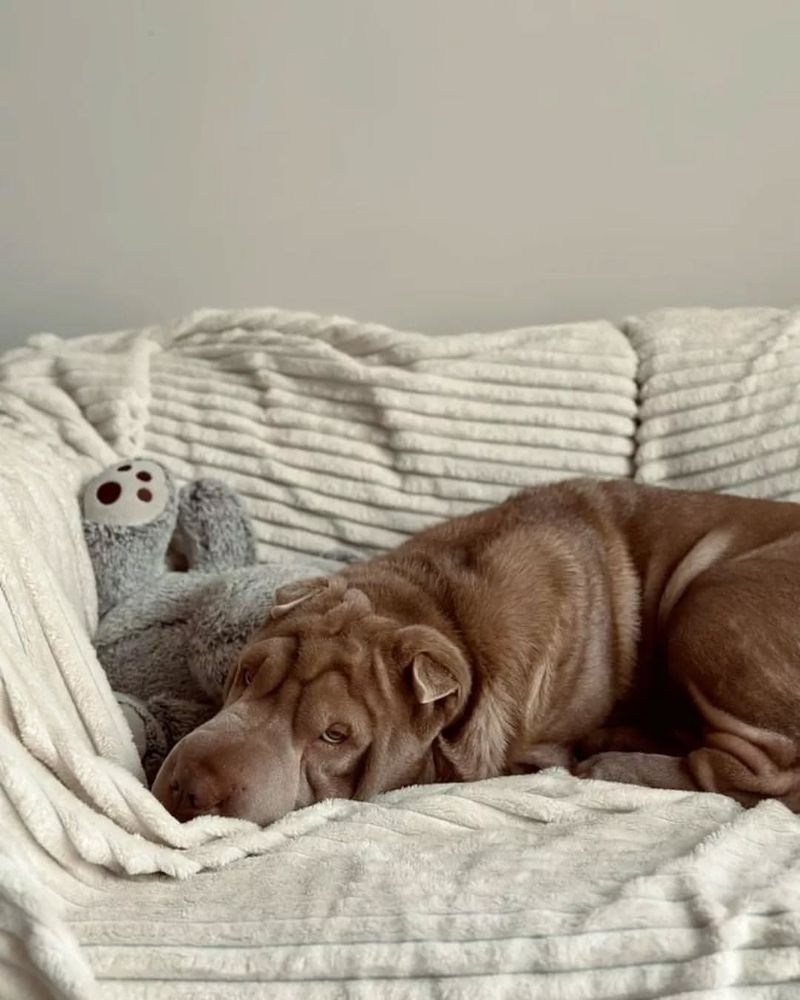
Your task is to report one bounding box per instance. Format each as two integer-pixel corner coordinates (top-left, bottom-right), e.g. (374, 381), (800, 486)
(153, 478), (800, 823)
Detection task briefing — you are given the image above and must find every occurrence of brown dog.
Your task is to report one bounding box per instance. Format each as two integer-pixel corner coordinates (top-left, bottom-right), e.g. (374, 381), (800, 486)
(153, 477), (800, 824)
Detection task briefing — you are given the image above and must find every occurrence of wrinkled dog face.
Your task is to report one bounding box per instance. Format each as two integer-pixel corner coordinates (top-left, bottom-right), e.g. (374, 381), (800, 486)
(152, 577), (470, 825)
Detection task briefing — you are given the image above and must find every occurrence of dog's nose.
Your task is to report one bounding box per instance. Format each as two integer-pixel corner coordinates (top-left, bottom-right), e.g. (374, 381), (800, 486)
(164, 763), (228, 821)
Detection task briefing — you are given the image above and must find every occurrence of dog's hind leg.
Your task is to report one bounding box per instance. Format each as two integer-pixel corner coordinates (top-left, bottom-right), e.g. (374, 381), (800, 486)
(655, 544), (800, 808)
(682, 684), (800, 805)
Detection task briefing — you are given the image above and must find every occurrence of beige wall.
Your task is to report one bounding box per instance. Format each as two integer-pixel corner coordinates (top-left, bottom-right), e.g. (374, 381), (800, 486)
(2, 0), (799, 349)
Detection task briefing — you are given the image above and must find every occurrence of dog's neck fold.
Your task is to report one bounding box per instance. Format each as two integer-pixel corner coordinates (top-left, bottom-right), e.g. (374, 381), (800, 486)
(433, 677), (519, 781)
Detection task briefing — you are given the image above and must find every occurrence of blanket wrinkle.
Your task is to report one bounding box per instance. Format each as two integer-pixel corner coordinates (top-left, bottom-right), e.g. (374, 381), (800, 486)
(629, 307), (800, 497)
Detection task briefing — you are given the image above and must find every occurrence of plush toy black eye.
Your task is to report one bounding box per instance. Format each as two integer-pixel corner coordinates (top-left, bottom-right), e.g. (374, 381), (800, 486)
(320, 727), (347, 745)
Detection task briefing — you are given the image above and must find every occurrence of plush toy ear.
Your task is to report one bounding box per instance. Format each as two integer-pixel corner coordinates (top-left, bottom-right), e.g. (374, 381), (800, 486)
(396, 625), (471, 708)
(270, 577), (331, 619)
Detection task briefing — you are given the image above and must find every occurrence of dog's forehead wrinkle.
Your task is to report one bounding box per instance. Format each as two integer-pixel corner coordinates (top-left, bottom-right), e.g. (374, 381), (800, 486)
(277, 622), (403, 721)
(292, 631), (366, 676)
(306, 665), (368, 718)
(300, 586), (376, 635)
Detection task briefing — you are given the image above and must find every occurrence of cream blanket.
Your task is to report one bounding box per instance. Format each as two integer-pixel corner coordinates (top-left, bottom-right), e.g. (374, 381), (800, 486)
(631, 306), (800, 497)
(2, 308), (800, 998)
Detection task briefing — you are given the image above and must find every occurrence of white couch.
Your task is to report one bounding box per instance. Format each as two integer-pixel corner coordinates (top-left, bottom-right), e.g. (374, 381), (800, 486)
(2, 306), (800, 999)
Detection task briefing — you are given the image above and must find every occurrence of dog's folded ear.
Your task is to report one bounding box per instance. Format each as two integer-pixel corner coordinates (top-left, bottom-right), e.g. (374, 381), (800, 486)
(396, 625), (472, 708)
(411, 654), (459, 703)
(270, 576), (332, 619)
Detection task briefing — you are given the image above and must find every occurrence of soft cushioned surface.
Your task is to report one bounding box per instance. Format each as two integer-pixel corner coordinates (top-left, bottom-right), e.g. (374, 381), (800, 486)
(35, 773), (800, 1000)
(3, 307), (800, 998)
(630, 307), (800, 497)
(1, 308), (638, 559)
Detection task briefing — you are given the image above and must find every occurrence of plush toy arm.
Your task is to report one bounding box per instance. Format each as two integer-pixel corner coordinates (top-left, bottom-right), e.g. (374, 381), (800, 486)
(174, 479), (257, 573)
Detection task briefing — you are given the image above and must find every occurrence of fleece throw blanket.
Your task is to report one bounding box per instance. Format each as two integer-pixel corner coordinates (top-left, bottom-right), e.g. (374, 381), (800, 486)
(631, 307), (800, 497)
(0, 307), (637, 558)
(2, 308), (800, 998)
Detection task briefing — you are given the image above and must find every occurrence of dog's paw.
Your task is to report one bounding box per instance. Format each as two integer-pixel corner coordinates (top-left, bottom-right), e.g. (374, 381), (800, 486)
(573, 751), (695, 791)
(83, 459), (171, 526)
(572, 751), (641, 785)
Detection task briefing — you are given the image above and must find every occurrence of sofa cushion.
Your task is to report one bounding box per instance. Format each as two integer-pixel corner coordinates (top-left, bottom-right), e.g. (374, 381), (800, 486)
(629, 307), (800, 499)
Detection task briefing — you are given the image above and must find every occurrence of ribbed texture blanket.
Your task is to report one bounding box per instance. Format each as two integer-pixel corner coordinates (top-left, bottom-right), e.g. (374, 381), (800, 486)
(631, 307), (800, 497)
(1, 308), (637, 559)
(2, 307), (800, 999)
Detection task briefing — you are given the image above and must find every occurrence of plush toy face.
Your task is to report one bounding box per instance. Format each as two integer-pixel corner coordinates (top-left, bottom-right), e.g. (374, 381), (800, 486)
(83, 459), (171, 526)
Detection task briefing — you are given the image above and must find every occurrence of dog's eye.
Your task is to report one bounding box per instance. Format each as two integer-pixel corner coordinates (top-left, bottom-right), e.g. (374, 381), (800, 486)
(241, 666), (256, 687)
(320, 727), (347, 745)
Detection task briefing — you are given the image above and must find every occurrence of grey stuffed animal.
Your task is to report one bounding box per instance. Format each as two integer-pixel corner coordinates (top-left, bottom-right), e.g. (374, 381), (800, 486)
(81, 458), (344, 782)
